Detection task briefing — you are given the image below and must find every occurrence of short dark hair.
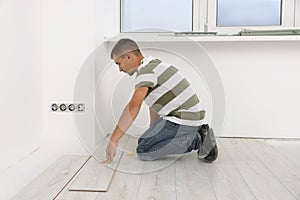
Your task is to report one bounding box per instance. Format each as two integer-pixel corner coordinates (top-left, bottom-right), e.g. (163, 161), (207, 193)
(110, 38), (142, 59)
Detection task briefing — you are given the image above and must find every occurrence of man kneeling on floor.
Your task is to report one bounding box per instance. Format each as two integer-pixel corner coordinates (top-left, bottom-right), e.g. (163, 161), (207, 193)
(103, 38), (218, 163)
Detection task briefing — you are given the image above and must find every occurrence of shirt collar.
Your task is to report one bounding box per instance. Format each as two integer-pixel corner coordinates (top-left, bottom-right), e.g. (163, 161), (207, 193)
(137, 56), (155, 71)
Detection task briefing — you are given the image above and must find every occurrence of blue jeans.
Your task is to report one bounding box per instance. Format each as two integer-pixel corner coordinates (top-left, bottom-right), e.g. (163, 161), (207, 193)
(136, 118), (202, 161)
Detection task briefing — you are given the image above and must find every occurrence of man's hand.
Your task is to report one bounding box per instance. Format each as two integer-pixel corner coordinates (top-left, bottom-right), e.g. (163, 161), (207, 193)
(102, 87), (148, 164)
(102, 140), (118, 164)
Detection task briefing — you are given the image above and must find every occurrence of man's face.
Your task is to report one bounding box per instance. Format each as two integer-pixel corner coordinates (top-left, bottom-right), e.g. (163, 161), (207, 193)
(113, 53), (137, 76)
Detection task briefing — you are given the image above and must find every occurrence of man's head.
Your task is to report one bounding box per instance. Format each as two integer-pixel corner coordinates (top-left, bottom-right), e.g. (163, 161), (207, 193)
(110, 38), (143, 76)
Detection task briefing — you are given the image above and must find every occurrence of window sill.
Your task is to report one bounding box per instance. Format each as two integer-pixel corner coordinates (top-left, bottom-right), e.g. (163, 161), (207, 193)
(105, 33), (300, 43)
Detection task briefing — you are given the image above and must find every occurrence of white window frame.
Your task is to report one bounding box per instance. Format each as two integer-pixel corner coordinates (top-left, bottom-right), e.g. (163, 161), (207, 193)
(193, 0), (207, 31)
(116, 0), (121, 34)
(296, 0), (300, 26)
(206, 0), (296, 34)
(103, 0), (121, 38)
(112, 0), (298, 36)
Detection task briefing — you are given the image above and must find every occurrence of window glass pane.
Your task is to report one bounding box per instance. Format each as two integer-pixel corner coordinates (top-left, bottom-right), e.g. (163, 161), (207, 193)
(121, 0), (193, 32)
(217, 0), (282, 27)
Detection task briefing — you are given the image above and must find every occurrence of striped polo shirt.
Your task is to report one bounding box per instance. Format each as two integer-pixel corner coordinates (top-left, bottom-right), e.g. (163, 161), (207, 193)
(135, 56), (205, 126)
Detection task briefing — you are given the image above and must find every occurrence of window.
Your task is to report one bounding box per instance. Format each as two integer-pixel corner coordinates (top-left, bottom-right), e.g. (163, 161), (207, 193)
(121, 0), (193, 32)
(118, 0), (298, 34)
(217, 0), (282, 27)
(208, 0), (295, 33)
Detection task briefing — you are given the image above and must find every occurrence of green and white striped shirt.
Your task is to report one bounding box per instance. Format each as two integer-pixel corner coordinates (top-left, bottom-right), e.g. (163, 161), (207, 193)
(135, 56), (205, 126)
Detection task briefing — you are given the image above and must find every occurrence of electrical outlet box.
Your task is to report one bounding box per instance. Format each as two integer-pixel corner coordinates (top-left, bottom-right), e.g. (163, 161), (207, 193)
(51, 103), (85, 112)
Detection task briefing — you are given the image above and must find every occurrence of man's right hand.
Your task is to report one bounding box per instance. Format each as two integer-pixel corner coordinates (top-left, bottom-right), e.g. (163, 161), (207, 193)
(102, 140), (118, 164)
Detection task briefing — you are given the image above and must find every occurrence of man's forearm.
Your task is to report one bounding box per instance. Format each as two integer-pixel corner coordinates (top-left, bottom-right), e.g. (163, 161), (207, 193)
(110, 102), (140, 143)
(110, 87), (148, 144)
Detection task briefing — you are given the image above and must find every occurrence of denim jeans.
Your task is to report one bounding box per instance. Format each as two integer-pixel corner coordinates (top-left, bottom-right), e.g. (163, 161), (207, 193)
(136, 118), (202, 161)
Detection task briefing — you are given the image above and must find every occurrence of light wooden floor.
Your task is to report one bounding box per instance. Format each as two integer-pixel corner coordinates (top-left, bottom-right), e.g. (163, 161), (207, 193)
(13, 138), (300, 200)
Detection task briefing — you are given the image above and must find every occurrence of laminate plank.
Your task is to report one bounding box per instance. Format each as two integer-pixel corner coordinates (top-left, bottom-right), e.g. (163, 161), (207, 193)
(67, 157), (121, 192)
(68, 135), (129, 192)
(114, 135), (145, 174)
(96, 136), (143, 200)
(221, 138), (296, 200)
(12, 155), (90, 200)
(245, 139), (300, 199)
(135, 161), (177, 200)
(267, 140), (300, 168)
(56, 134), (133, 199)
(55, 190), (99, 200)
(204, 141), (256, 200)
(175, 152), (217, 200)
(110, 135), (177, 199)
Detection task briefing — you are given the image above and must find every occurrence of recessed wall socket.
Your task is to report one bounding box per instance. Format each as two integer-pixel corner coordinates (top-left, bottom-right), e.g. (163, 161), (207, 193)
(51, 103), (59, 111)
(77, 103), (85, 112)
(60, 104), (67, 111)
(68, 104), (75, 111)
(51, 103), (85, 112)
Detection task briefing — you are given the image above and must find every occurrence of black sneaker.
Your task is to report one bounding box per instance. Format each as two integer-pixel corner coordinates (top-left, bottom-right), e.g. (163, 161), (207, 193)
(197, 124), (218, 163)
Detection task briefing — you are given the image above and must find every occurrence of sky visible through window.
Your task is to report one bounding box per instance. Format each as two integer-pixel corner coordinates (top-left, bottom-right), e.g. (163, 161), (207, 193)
(122, 0), (193, 32)
(217, 0), (281, 27)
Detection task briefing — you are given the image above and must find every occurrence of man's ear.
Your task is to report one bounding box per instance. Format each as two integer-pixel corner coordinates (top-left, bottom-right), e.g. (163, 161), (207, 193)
(124, 52), (133, 60)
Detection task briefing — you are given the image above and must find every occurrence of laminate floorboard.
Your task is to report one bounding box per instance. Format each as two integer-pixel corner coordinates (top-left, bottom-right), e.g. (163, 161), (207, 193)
(203, 140), (256, 200)
(221, 138), (296, 200)
(245, 139), (300, 199)
(175, 152), (217, 200)
(135, 160), (177, 200)
(96, 136), (143, 200)
(16, 138), (300, 200)
(12, 155), (90, 200)
(67, 135), (129, 192)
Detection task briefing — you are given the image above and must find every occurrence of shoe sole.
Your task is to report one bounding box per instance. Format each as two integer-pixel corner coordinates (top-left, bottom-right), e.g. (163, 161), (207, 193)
(198, 126), (218, 163)
(199, 143), (218, 163)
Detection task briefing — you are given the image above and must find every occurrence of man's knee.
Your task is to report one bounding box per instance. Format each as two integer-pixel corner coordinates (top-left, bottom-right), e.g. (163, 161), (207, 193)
(136, 144), (147, 154)
(136, 145), (156, 161)
(136, 152), (156, 161)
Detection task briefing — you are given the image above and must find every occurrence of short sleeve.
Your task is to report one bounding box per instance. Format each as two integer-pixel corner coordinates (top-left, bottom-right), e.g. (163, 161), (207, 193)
(135, 72), (157, 89)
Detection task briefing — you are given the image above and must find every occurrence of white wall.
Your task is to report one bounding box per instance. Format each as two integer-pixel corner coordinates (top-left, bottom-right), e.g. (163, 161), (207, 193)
(42, 0), (103, 152)
(100, 0), (300, 139)
(97, 40), (300, 139)
(0, 0), (43, 171)
(1, 1), (106, 199)
(203, 41), (300, 138)
(0, 0), (108, 172)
